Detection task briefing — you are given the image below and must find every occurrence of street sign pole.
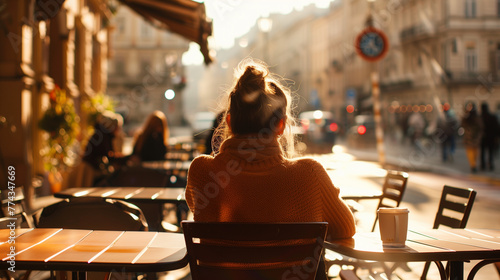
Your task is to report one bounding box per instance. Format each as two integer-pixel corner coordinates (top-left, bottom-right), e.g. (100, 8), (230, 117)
(354, 14), (388, 167)
(371, 70), (385, 166)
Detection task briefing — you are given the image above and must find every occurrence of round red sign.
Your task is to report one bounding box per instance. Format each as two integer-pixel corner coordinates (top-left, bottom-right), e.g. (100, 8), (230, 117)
(355, 27), (389, 62)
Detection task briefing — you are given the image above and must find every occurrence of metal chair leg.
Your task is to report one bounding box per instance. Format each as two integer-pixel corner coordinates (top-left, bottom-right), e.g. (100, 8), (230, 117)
(421, 261), (431, 280)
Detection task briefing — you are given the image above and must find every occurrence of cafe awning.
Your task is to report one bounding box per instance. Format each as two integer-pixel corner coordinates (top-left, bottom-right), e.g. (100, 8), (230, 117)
(118, 0), (213, 65)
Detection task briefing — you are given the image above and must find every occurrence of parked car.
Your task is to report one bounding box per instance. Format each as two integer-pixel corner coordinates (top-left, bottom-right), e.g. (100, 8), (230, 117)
(191, 111), (216, 141)
(346, 114), (376, 148)
(298, 110), (339, 153)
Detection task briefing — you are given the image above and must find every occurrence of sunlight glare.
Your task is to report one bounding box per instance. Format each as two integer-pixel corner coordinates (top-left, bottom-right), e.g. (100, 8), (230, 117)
(182, 42), (204, 65)
(332, 145), (345, 154)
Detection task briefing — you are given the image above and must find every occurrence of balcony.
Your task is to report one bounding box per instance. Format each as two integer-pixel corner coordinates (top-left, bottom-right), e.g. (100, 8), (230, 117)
(444, 71), (500, 85)
(400, 24), (435, 43)
(380, 79), (413, 92)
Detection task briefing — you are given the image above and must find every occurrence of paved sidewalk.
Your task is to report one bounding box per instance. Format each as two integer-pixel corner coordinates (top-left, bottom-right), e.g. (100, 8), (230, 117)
(340, 137), (500, 182)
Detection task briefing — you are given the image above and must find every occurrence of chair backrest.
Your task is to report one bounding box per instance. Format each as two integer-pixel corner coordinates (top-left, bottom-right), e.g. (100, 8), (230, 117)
(0, 212), (34, 229)
(433, 185), (476, 229)
(0, 186), (35, 228)
(371, 170), (409, 231)
(36, 197), (148, 231)
(181, 221), (328, 280)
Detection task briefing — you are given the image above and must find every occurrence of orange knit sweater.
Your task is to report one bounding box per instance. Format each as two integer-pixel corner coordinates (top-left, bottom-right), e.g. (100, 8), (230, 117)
(185, 136), (356, 240)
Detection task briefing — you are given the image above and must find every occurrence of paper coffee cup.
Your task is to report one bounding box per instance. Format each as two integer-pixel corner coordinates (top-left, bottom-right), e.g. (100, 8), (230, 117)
(378, 207), (409, 247)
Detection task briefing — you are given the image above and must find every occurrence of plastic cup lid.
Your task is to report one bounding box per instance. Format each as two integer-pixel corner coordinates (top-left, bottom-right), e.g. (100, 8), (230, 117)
(377, 207), (409, 213)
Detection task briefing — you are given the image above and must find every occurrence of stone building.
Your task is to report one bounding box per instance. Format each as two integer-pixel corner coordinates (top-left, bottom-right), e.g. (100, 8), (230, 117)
(0, 0), (211, 209)
(0, 0), (113, 208)
(107, 5), (190, 131)
(200, 1), (500, 135)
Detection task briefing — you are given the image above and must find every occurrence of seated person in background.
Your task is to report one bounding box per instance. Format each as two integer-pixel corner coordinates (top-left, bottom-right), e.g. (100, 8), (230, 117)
(130, 110), (169, 162)
(71, 111), (123, 187)
(204, 111), (225, 156)
(185, 59), (355, 280)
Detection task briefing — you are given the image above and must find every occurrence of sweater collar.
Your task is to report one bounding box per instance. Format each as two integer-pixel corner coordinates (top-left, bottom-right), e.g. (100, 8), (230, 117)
(218, 135), (284, 166)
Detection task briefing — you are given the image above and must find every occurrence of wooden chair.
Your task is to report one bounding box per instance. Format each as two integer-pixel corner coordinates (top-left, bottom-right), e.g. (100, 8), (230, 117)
(94, 166), (172, 231)
(342, 170), (409, 232)
(325, 170), (408, 278)
(36, 197), (148, 231)
(0, 186), (35, 228)
(420, 185), (476, 280)
(181, 221), (328, 280)
(0, 187), (38, 280)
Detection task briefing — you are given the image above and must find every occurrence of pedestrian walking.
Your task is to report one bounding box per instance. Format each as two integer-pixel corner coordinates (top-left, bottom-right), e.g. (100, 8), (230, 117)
(480, 102), (500, 171)
(437, 106), (458, 162)
(407, 110), (426, 150)
(461, 102), (483, 173)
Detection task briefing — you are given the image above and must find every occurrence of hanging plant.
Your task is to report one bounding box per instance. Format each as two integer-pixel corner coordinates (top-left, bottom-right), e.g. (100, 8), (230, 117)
(83, 92), (115, 132)
(38, 86), (80, 173)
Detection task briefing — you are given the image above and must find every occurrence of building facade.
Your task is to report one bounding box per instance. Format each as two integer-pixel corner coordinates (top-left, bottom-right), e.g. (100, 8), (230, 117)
(200, 0), (500, 137)
(107, 5), (190, 131)
(0, 0), (112, 207)
(324, 0), (500, 131)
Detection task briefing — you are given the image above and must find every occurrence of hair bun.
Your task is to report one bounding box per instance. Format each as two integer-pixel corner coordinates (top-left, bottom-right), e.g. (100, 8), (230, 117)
(234, 66), (268, 103)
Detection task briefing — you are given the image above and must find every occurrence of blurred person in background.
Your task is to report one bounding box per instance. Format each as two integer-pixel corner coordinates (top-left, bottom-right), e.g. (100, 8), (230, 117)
(461, 102), (483, 173)
(480, 102), (500, 171)
(67, 111), (124, 188)
(204, 111), (225, 156)
(407, 110), (426, 150)
(130, 110), (169, 163)
(437, 104), (458, 162)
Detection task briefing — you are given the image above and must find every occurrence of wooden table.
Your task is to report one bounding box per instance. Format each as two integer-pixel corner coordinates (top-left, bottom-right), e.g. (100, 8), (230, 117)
(0, 228), (188, 274)
(54, 187), (185, 204)
(326, 228), (500, 280)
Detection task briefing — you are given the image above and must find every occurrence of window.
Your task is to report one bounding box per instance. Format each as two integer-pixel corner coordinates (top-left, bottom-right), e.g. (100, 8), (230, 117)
(140, 60), (150, 75)
(465, 0), (476, 18)
(116, 17), (125, 35)
(114, 58), (125, 75)
(498, 0), (500, 17)
(140, 21), (153, 38)
(441, 43), (448, 70)
(465, 47), (477, 73)
(496, 44), (500, 72)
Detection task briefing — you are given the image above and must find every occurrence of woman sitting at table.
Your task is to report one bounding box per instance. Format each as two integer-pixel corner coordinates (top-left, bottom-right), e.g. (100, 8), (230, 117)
(130, 110), (169, 162)
(66, 111), (124, 188)
(185, 59), (355, 280)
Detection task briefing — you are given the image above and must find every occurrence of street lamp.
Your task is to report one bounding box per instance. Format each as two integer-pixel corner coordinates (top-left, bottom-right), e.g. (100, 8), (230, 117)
(257, 17), (272, 33)
(257, 17), (272, 62)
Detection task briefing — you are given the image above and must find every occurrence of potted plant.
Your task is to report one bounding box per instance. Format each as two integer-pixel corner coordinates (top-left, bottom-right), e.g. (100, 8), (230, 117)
(38, 86), (80, 193)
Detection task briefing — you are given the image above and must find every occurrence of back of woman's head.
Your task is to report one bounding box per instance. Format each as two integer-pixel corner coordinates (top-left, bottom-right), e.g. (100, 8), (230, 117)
(221, 59), (296, 157)
(138, 111), (169, 146)
(228, 61), (288, 135)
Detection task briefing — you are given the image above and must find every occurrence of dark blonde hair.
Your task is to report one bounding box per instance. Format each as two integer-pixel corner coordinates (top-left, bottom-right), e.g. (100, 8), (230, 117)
(215, 59), (296, 158)
(134, 110), (169, 153)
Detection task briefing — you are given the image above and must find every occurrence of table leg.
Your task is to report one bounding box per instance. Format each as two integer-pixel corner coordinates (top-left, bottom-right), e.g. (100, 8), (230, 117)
(449, 261), (464, 280)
